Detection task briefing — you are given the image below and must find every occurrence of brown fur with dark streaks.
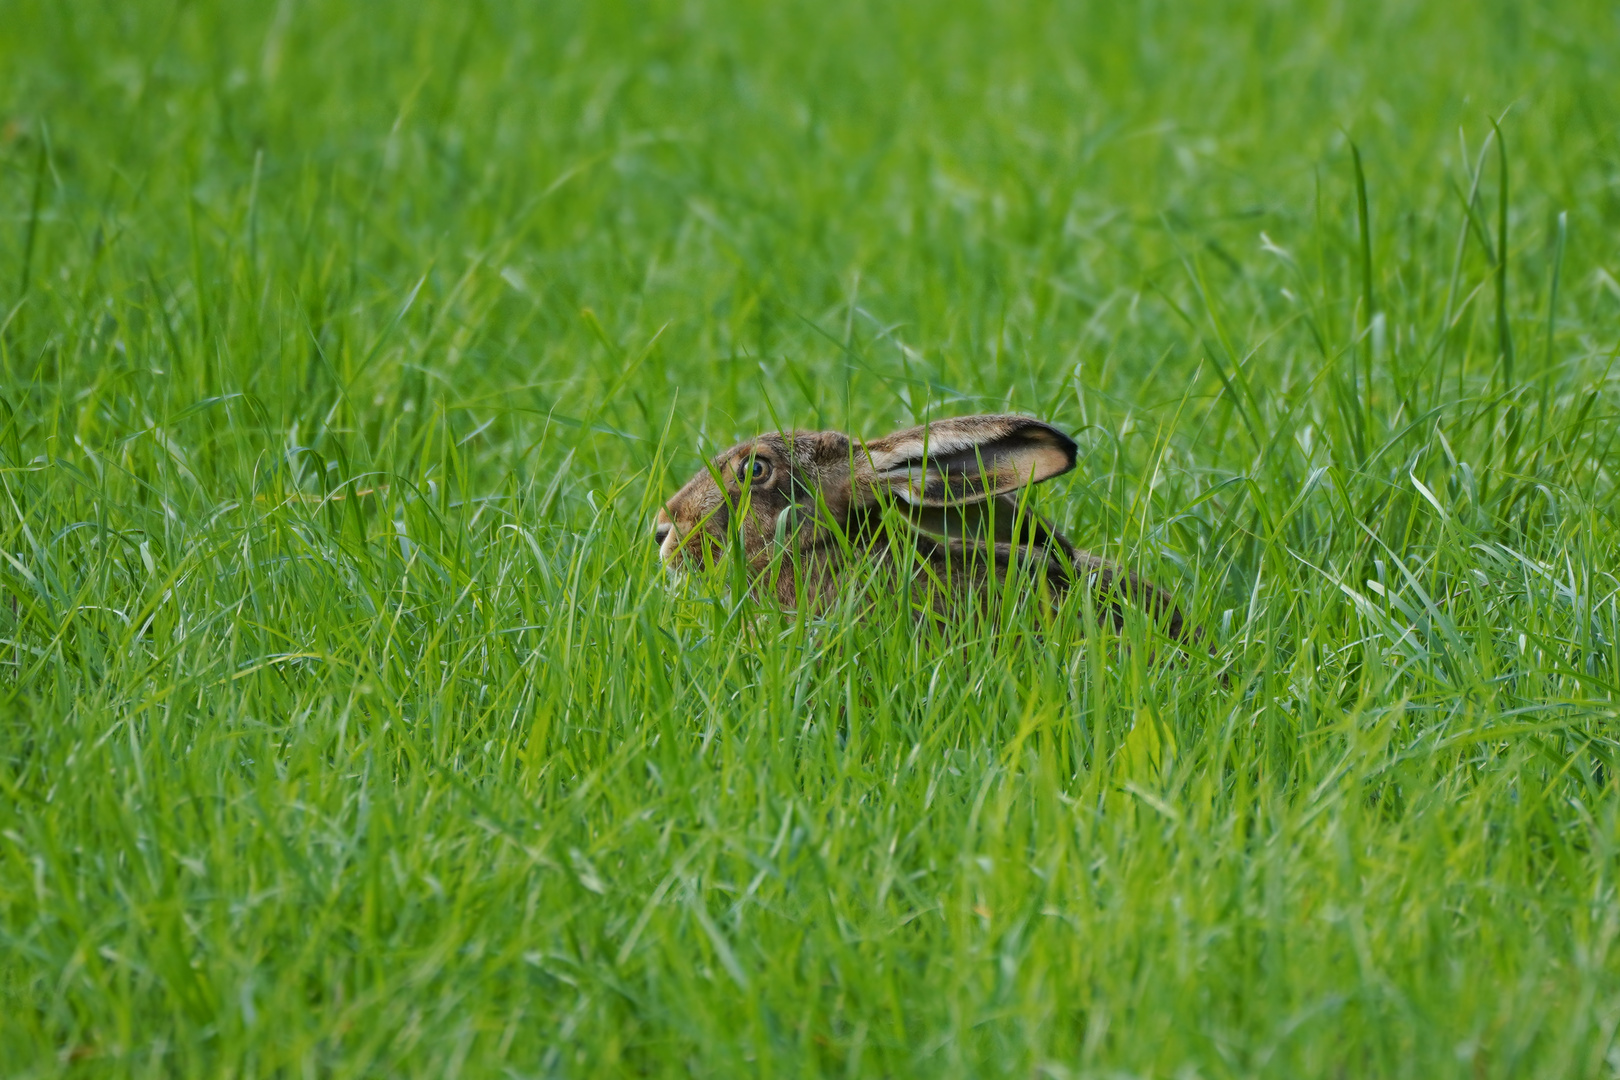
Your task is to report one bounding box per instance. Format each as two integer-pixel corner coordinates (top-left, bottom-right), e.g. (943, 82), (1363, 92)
(654, 414), (1201, 645)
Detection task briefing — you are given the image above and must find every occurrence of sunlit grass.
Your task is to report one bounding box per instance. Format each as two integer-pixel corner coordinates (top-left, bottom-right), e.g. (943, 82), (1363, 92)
(2, 0), (1619, 1075)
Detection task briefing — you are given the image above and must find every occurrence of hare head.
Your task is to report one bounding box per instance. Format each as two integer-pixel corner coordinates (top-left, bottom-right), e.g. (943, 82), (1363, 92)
(654, 414), (1197, 642)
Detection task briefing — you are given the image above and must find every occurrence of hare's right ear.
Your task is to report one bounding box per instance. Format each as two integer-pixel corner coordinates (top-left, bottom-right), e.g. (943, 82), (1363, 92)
(858, 415), (1077, 507)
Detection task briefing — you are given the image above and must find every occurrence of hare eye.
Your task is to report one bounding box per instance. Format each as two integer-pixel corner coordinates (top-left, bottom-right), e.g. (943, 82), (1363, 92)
(739, 457), (771, 484)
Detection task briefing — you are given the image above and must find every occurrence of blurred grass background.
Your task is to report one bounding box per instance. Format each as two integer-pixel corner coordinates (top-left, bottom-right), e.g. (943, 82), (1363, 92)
(2, 0), (1620, 1075)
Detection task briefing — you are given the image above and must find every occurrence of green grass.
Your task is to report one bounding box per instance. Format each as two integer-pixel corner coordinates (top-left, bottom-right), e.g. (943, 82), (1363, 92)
(3, 0), (1620, 1075)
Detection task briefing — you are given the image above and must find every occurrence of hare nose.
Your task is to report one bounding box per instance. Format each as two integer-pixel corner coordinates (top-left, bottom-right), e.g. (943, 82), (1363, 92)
(654, 523), (672, 547)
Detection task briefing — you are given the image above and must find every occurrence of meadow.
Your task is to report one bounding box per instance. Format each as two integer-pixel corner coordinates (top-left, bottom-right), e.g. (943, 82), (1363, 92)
(2, 0), (1620, 1075)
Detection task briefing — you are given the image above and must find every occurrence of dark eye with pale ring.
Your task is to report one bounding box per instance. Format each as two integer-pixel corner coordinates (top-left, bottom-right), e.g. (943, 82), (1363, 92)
(738, 457), (772, 484)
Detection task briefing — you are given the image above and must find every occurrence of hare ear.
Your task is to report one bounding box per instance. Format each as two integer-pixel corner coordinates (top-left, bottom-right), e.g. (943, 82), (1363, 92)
(860, 415), (1077, 507)
(903, 493), (1076, 557)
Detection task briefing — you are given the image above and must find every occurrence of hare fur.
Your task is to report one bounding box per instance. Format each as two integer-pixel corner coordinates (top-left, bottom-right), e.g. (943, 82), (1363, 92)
(654, 414), (1197, 643)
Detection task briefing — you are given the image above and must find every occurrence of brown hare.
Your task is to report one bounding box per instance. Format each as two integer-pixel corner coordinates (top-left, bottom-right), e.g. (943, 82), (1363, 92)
(654, 414), (1199, 644)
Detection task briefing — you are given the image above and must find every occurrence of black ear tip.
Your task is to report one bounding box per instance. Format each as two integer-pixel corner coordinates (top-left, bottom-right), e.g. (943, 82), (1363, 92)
(1018, 418), (1078, 459)
(1026, 422), (1079, 478)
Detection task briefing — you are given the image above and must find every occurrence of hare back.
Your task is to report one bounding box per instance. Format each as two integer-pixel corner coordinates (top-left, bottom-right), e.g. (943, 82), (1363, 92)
(764, 529), (1195, 644)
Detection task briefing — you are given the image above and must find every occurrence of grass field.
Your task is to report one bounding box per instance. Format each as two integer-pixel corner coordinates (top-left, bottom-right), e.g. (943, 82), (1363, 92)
(3, 0), (1620, 1075)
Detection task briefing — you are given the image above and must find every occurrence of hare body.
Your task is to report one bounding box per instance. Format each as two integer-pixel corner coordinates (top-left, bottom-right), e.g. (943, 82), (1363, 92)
(655, 415), (1196, 642)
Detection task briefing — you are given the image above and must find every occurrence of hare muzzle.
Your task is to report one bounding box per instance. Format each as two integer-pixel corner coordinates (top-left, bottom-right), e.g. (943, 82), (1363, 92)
(653, 513), (680, 562)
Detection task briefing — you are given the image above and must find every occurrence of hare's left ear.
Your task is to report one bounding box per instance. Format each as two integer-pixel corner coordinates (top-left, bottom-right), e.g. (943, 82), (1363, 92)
(859, 415), (1077, 507)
